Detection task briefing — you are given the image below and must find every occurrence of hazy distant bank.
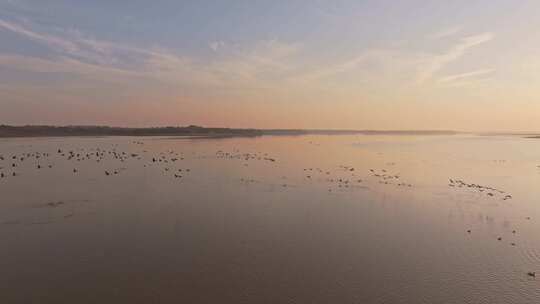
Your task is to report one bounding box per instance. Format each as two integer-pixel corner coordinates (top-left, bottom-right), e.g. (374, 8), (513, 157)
(0, 125), (262, 138)
(0, 125), (460, 138)
(477, 132), (540, 138)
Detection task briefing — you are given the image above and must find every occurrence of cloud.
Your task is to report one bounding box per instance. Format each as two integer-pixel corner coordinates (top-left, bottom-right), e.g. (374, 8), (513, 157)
(0, 18), (303, 92)
(290, 31), (496, 91)
(0, 18), (80, 53)
(0, 17), (498, 100)
(209, 41), (225, 52)
(416, 32), (494, 84)
(0, 18), (133, 66)
(430, 26), (463, 39)
(201, 40), (300, 87)
(438, 69), (495, 84)
(291, 53), (371, 83)
(0, 53), (145, 84)
(0, 18), (196, 81)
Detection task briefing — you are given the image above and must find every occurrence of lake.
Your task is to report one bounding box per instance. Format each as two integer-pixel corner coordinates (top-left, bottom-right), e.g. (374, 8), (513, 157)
(1, 134), (540, 303)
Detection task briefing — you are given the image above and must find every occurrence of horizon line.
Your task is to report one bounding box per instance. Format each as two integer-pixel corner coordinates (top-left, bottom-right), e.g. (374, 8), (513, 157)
(2, 124), (540, 136)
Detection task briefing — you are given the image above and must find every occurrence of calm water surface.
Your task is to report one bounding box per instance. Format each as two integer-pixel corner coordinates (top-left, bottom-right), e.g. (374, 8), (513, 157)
(1, 134), (540, 303)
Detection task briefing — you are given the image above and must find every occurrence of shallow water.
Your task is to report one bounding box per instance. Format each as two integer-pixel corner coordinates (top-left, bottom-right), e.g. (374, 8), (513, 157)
(1, 134), (540, 303)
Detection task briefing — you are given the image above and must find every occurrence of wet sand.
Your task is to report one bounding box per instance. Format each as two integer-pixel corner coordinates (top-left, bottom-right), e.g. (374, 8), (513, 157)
(1, 134), (540, 303)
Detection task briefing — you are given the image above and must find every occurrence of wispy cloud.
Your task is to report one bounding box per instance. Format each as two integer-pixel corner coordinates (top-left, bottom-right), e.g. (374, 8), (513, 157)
(0, 18), (142, 67)
(438, 68), (495, 84)
(430, 26), (463, 39)
(291, 53), (371, 83)
(0, 17), (497, 98)
(0, 18), (80, 53)
(416, 32), (494, 84)
(0, 18), (302, 91)
(0, 54), (144, 81)
(209, 41), (225, 52)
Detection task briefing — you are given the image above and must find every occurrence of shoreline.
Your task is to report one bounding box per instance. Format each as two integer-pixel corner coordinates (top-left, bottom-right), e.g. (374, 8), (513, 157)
(0, 125), (461, 138)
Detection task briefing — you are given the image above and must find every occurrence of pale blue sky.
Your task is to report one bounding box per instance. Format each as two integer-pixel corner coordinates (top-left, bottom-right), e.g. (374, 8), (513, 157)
(1, 0), (540, 130)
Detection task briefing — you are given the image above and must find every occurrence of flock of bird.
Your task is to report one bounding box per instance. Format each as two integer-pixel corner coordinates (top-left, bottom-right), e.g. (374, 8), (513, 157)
(298, 165), (415, 194)
(216, 150), (276, 163)
(0, 143), (194, 182)
(302, 166), (363, 191)
(0, 144), (524, 202)
(448, 179), (513, 200)
(449, 178), (537, 278)
(0, 139), (538, 278)
(369, 168), (413, 187)
(446, 179), (532, 257)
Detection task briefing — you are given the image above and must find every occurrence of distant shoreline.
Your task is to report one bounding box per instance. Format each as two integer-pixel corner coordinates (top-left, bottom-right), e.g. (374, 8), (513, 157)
(0, 125), (462, 138)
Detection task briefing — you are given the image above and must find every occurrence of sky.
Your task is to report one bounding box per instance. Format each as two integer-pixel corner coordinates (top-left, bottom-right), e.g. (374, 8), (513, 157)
(1, 0), (540, 131)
